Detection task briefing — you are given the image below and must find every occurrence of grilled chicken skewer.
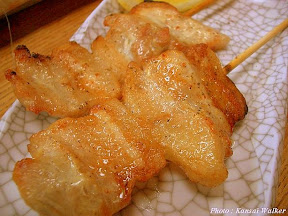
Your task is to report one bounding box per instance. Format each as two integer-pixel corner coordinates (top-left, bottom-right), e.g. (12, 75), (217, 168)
(8, 2), (251, 216)
(5, 2), (229, 118)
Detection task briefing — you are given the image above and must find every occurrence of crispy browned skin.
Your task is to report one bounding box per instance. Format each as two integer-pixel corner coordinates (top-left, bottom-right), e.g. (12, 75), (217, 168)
(103, 2), (229, 65)
(178, 44), (248, 128)
(5, 43), (121, 118)
(6, 2), (231, 118)
(129, 2), (230, 50)
(13, 99), (166, 216)
(122, 46), (247, 187)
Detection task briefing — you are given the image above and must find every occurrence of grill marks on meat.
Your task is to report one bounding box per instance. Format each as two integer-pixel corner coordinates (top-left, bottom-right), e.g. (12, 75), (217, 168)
(5, 43), (121, 118)
(13, 99), (166, 216)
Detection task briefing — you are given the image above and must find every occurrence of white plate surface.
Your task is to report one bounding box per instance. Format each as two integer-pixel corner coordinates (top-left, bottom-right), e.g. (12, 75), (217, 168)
(0, 0), (288, 215)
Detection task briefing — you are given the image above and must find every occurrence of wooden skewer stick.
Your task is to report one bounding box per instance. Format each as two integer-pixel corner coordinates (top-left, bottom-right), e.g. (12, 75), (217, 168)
(183, 0), (217, 17)
(224, 18), (288, 74)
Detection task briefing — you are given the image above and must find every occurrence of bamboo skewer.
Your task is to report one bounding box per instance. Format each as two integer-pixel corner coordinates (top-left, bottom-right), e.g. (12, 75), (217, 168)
(183, 2), (288, 74)
(183, 0), (217, 17)
(224, 18), (288, 74)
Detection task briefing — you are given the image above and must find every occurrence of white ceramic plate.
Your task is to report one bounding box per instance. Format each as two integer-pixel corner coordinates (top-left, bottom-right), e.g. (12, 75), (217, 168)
(0, 0), (287, 215)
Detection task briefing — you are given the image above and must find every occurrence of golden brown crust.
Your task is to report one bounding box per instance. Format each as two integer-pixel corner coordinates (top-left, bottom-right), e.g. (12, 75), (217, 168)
(130, 2), (230, 50)
(122, 48), (236, 187)
(13, 99), (166, 215)
(178, 44), (248, 128)
(10, 3), (247, 209)
(6, 43), (121, 118)
(6, 3), (232, 118)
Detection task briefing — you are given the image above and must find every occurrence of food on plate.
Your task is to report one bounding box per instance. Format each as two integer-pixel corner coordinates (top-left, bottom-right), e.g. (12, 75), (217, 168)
(13, 99), (166, 216)
(6, 2), (230, 118)
(5, 43), (121, 118)
(122, 45), (247, 187)
(89, 2), (230, 75)
(9, 1), (248, 215)
(129, 2), (230, 50)
(104, 2), (229, 62)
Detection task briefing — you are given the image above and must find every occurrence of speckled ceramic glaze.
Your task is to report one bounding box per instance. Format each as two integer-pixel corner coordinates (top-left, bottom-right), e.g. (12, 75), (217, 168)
(0, 0), (287, 215)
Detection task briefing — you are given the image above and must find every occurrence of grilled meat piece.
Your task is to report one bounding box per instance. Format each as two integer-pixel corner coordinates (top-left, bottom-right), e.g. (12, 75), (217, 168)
(122, 45), (247, 187)
(13, 99), (166, 216)
(5, 43), (121, 118)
